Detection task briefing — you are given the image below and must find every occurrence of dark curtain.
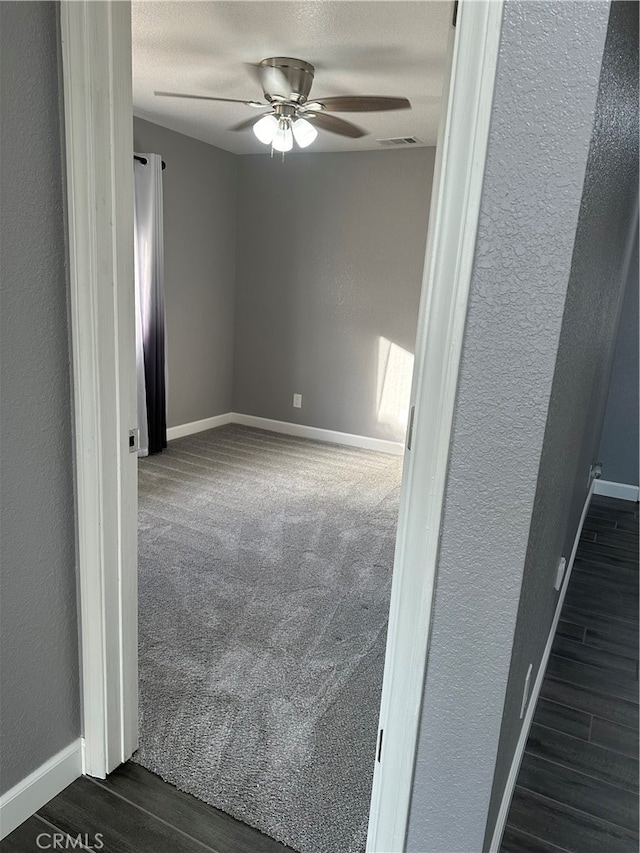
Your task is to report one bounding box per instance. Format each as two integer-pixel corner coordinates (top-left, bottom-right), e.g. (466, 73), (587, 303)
(134, 153), (167, 456)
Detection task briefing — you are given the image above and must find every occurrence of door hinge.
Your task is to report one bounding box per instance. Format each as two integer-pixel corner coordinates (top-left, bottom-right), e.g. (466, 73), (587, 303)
(406, 405), (416, 451)
(128, 428), (140, 453)
(452, 0), (459, 27)
(377, 728), (384, 762)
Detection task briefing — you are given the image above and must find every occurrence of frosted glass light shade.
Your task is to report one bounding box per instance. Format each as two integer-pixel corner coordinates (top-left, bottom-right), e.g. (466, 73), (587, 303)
(292, 118), (318, 148)
(253, 114), (278, 145)
(272, 124), (294, 152)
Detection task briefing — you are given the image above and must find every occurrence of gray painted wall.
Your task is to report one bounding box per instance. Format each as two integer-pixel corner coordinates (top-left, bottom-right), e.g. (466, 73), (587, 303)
(485, 1), (639, 842)
(406, 2), (621, 850)
(134, 118), (237, 428)
(0, 2), (80, 794)
(233, 149), (434, 442)
(598, 230), (639, 486)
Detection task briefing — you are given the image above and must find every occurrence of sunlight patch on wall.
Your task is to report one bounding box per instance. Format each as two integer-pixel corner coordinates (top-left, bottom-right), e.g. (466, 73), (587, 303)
(376, 336), (414, 441)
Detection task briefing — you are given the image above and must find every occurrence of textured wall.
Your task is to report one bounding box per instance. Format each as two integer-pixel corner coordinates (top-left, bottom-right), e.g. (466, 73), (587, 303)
(485, 1), (639, 841)
(134, 118), (238, 427)
(406, 2), (613, 850)
(598, 230), (639, 486)
(0, 2), (80, 794)
(233, 148), (434, 441)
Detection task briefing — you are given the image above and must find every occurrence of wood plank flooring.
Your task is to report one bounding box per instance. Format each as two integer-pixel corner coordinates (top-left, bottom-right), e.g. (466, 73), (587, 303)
(0, 763), (292, 853)
(501, 494), (639, 853)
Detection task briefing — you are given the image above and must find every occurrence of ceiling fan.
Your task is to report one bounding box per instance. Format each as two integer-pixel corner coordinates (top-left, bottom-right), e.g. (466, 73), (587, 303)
(155, 57), (411, 153)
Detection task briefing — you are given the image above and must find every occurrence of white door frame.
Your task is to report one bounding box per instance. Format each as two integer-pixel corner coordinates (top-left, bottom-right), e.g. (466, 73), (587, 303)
(366, 1), (503, 847)
(60, 0), (138, 777)
(61, 0), (503, 847)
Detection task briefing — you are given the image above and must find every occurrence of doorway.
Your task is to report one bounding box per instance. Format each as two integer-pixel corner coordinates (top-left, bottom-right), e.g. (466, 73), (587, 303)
(131, 16), (442, 841)
(60, 0), (504, 849)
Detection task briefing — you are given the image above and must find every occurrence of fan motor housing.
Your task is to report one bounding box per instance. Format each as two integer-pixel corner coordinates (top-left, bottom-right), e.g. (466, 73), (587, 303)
(260, 57), (315, 102)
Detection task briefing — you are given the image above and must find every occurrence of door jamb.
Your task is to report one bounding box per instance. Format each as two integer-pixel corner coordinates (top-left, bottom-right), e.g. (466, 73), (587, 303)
(60, 1), (504, 848)
(60, 0), (138, 777)
(366, 1), (503, 848)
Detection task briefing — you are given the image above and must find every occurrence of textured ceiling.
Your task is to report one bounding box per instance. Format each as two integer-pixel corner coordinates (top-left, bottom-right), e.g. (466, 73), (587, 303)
(132, 1), (453, 154)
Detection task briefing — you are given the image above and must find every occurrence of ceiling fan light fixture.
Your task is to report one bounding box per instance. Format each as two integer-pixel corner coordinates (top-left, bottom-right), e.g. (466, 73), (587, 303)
(272, 121), (294, 153)
(253, 114), (279, 145)
(157, 58), (413, 152)
(292, 118), (318, 149)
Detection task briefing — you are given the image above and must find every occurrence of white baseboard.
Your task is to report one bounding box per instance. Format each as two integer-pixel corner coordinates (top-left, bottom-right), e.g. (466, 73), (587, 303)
(594, 479), (639, 502)
(231, 413), (405, 456)
(166, 411), (405, 455)
(166, 412), (232, 441)
(489, 479), (596, 853)
(0, 739), (82, 839)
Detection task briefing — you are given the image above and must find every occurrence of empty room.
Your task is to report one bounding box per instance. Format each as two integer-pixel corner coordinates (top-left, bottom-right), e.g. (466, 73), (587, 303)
(130, 3), (448, 851)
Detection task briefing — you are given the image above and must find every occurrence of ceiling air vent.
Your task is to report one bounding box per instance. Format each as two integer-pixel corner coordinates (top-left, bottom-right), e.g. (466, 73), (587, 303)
(377, 136), (423, 147)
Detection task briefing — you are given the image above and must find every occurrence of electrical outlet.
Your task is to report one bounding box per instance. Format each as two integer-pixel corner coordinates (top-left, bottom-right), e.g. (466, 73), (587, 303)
(293, 393), (302, 409)
(520, 663), (533, 719)
(554, 557), (567, 591)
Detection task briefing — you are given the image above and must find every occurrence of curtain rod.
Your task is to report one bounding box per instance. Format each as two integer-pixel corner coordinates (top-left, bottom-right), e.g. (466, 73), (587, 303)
(134, 154), (166, 170)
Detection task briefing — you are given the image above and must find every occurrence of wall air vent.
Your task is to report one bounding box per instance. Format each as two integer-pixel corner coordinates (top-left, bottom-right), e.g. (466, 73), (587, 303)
(377, 136), (423, 147)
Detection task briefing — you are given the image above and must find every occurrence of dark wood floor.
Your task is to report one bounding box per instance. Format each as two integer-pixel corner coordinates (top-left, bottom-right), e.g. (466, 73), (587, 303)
(502, 494), (639, 853)
(2, 495), (637, 853)
(0, 763), (291, 853)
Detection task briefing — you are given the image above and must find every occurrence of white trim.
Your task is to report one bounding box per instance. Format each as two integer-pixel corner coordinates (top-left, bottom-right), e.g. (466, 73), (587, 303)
(60, 0), (138, 777)
(231, 413), (404, 455)
(367, 3), (504, 850)
(166, 412), (404, 454)
(489, 480), (596, 853)
(0, 740), (82, 839)
(594, 479), (640, 502)
(167, 413), (233, 441)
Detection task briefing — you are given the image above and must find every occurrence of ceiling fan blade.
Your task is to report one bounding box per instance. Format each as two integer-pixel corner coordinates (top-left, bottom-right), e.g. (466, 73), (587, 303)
(314, 96), (411, 112)
(154, 91), (265, 108)
(228, 114), (270, 132)
(305, 113), (366, 139)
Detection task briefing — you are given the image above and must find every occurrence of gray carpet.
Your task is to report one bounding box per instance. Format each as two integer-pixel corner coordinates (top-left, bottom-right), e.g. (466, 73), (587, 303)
(134, 424), (402, 853)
